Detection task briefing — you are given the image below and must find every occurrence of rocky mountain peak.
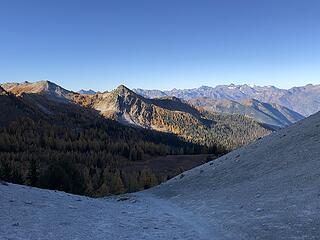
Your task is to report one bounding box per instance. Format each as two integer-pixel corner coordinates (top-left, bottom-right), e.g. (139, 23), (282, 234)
(113, 85), (139, 98)
(116, 84), (130, 91)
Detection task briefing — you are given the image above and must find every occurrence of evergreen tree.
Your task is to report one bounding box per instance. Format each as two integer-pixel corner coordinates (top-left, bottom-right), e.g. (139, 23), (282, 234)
(28, 158), (39, 186)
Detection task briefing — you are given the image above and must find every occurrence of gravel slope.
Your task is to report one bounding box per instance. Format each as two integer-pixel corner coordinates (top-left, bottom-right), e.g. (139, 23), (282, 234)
(1, 111), (320, 239)
(150, 111), (320, 239)
(0, 184), (215, 240)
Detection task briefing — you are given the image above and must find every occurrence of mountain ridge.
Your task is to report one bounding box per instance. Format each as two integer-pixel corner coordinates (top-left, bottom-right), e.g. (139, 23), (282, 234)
(134, 83), (320, 116)
(1, 80), (73, 104)
(2, 80), (306, 130)
(189, 97), (304, 129)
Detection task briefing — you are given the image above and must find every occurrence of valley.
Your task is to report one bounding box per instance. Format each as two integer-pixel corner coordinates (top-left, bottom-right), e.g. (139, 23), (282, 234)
(0, 81), (269, 196)
(1, 100), (320, 239)
(0, 81), (318, 239)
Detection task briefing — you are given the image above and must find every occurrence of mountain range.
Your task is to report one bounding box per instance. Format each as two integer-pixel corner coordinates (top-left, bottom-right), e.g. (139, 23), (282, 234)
(80, 84), (308, 129)
(71, 84), (270, 150)
(134, 83), (320, 117)
(0, 80), (271, 196)
(0, 81), (270, 151)
(1, 81), (311, 141)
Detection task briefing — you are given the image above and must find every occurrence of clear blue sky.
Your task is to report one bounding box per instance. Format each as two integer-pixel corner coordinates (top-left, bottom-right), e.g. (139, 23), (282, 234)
(0, 0), (319, 91)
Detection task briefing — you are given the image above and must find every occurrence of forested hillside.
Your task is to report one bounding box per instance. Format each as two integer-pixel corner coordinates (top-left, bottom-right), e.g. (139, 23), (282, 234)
(71, 84), (271, 151)
(0, 117), (211, 197)
(0, 84), (214, 196)
(0, 81), (270, 196)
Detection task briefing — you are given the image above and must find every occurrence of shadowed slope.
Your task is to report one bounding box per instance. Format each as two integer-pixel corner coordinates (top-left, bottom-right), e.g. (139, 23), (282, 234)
(0, 87), (38, 126)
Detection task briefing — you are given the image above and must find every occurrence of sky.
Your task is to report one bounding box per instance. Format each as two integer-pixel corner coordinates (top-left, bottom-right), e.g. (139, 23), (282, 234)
(0, 0), (319, 91)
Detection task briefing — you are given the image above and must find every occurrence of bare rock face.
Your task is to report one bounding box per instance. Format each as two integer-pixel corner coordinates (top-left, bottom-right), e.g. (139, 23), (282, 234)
(92, 85), (154, 127)
(92, 84), (201, 129)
